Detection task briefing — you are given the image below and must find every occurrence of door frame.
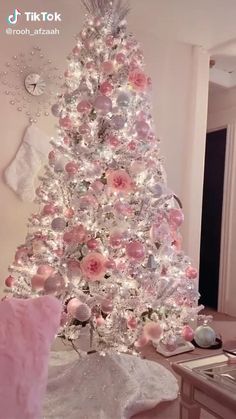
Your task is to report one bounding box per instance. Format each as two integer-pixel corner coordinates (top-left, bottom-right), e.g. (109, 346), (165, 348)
(206, 123), (236, 313)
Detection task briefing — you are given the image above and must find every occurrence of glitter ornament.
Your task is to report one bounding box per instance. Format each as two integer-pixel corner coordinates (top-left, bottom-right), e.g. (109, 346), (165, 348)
(185, 266), (198, 279)
(87, 238), (99, 250)
(94, 95), (112, 114)
(111, 115), (125, 130)
(77, 100), (92, 113)
(65, 162), (79, 175)
(51, 217), (66, 232)
(42, 204), (57, 216)
(126, 241), (145, 261)
(116, 53), (126, 64)
(59, 116), (72, 129)
(194, 325), (216, 348)
(100, 81), (113, 95)
(64, 208), (75, 218)
(44, 273), (65, 294)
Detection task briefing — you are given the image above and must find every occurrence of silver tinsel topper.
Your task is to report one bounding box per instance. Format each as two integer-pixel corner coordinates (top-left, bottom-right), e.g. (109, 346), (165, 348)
(82, 0), (130, 32)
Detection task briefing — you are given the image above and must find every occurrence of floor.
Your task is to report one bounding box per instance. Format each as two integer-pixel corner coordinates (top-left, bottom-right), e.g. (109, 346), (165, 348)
(132, 310), (236, 419)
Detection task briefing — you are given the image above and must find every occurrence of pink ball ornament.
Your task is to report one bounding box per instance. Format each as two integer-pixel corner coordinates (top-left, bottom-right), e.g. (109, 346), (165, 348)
(59, 116), (72, 129)
(96, 316), (105, 327)
(42, 204), (56, 216)
(79, 123), (91, 135)
(63, 225), (86, 245)
(143, 322), (162, 342)
(80, 29), (87, 40)
(94, 95), (112, 114)
(102, 61), (114, 74)
(91, 180), (104, 193)
(15, 247), (28, 264)
(65, 162), (79, 175)
(44, 273), (65, 294)
(101, 299), (113, 314)
(48, 150), (56, 161)
(127, 317), (138, 330)
(136, 121), (150, 139)
(74, 302), (91, 322)
(84, 38), (95, 50)
(185, 266), (198, 279)
(116, 53), (126, 64)
(77, 100), (91, 113)
(87, 238), (99, 250)
(86, 61), (95, 71)
(31, 274), (46, 291)
(67, 298), (81, 316)
(94, 16), (102, 29)
(126, 241), (145, 261)
(109, 231), (124, 248)
(105, 35), (114, 47)
(67, 259), (80, 275)
(134, 334), (149, 348)
(37, 265), (54, 278)
(73, 45), (80, 55)
(100, 81), (113, 96)
(64, 208), (74, 218)
(5, 275), (14, 288)
(105, 259), (116, 270)
(182, 325), (194, 342)
(168, 208), (184, 229)
(111, 115), (125, 130)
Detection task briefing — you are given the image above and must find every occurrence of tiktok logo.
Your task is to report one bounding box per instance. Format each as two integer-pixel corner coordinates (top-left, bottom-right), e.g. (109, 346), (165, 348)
(7, 8), (21, 25)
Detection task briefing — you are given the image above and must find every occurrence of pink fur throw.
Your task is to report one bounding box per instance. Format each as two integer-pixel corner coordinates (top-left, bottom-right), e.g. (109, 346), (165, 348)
(0, 296), (61, 419)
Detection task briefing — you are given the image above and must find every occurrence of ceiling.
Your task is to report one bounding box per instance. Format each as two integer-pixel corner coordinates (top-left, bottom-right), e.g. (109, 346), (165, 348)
(129, 0), (236, 90)
(129, 0), (236, 50)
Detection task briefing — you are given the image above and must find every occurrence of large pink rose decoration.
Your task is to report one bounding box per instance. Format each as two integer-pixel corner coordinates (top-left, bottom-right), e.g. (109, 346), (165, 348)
(106, 169), (133, 194)
(128, 70), (147, 91)
(80, 252), (106, 281)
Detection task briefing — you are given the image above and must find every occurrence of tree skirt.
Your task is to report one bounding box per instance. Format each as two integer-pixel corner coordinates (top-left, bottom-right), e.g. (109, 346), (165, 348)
(43, 351), (178, 419)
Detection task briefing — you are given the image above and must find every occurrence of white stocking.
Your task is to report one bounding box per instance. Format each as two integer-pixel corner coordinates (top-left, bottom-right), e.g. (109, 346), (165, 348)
(4, 124), (51, 202)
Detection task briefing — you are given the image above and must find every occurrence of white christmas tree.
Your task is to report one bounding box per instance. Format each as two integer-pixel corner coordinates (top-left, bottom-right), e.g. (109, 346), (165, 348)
(6, 0), (201, 355)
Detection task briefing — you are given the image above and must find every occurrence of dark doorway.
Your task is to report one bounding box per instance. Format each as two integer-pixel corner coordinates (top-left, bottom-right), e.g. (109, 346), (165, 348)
(199, 128), (227, 310)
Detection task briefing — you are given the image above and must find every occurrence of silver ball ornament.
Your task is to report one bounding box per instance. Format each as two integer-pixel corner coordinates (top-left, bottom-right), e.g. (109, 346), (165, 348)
(51, 217), (66, 232)
(51, 103), (62, 117)
(117, 92), (130, 107)
(194, 325), (216, 348)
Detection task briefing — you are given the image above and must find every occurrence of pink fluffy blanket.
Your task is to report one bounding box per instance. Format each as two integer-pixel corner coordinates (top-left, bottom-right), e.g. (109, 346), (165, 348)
(0, 296), (61, 419)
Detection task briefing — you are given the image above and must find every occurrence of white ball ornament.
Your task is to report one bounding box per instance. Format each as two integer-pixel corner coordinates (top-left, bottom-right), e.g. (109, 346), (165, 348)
(194, 325), (216, 348)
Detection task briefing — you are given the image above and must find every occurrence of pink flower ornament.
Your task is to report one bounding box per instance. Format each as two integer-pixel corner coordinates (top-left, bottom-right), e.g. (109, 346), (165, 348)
(106, 169), (133, 194)
(80, 252), (106, 281)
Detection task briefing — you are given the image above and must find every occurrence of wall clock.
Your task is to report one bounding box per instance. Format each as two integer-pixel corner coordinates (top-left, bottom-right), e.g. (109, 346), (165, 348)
(0, 46), (63, 122)
(24, 73), (46, 96)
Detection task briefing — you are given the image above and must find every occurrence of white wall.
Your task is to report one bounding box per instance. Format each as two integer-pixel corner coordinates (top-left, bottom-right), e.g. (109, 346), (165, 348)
(208, 86), (236, 316)
(0, 0), (209, 294)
